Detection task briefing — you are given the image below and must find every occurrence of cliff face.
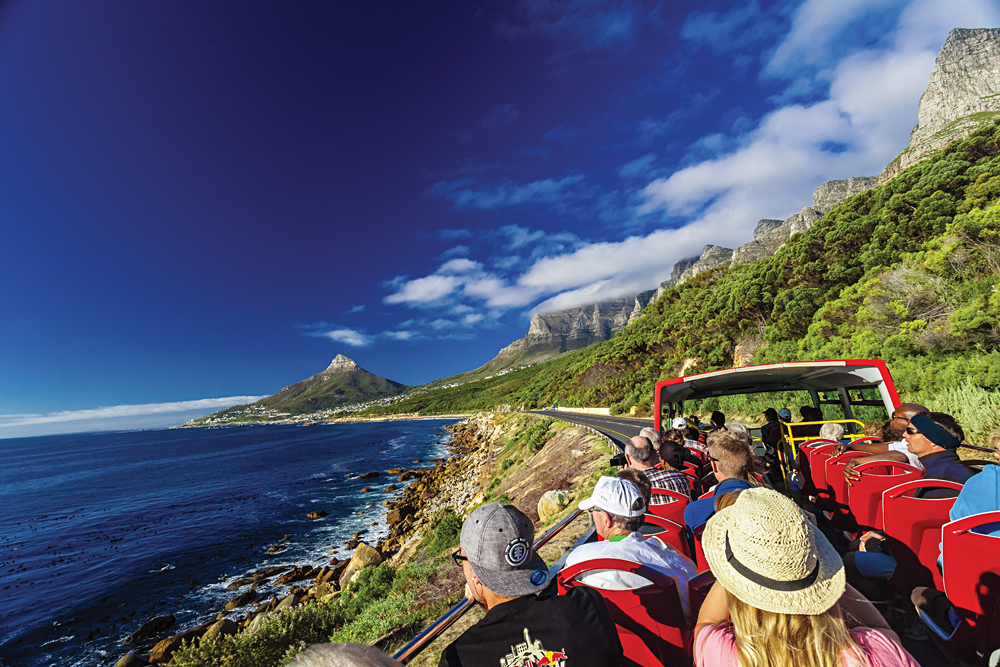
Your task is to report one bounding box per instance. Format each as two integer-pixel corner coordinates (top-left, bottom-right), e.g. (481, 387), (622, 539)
(492, 297), (637, 367)
(731, 176), (878, 266)
(882, 28), (1000, 180)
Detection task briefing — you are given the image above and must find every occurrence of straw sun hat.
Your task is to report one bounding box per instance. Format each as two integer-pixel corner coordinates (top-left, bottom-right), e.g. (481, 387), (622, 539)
(702, 487), (845, 615)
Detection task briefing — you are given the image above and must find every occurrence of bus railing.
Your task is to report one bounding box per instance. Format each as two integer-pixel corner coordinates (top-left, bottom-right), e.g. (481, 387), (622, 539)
(391, 508), (586, 664)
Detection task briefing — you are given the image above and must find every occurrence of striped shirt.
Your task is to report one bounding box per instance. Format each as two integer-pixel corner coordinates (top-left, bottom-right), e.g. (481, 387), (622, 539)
(642, 466), (692, 504)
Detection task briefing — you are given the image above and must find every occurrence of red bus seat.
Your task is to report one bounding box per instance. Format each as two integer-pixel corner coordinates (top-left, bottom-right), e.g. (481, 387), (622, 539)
(649, 489), (689, 527)
(847, 461), (922, 532)
(797, 440), (838, 497)
(930, 511), (1000, 662)
(643, 513), (691, 559)
(557, 558), (692, 667)
(825, 451), (869, 531)
(680, 471), (701, 498)
(691, 523), (709, 573)
(805, 444), (838, 507)
(881, 479), (962, 591)
(686, 570), (716, 628)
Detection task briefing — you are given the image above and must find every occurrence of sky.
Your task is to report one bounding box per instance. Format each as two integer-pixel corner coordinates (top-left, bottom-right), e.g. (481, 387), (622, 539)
(2, 0), (998, 438)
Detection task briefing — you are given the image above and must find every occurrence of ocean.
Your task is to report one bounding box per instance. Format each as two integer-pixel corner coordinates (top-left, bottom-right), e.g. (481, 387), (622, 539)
(0, 420), (459, 667)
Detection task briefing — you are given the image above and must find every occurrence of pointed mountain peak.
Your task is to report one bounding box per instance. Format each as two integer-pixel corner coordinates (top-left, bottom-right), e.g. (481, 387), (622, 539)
(325, 354), (361, 373)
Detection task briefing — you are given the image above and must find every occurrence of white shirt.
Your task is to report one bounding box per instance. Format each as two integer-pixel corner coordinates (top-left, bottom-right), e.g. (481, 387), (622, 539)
(887, 439), (923, 469)
(562, 532), (697, 618)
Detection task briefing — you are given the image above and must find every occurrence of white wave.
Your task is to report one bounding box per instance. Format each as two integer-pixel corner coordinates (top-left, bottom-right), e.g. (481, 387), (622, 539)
(41, 635), (75, 647)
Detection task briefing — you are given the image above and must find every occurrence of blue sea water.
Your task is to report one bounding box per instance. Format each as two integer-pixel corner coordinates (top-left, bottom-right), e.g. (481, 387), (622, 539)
(0, 420), (459, 667)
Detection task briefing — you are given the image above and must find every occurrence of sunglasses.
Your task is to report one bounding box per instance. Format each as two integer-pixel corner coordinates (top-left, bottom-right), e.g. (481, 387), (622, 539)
(451, 549), (469, 567)
(905, 426), (921, 435)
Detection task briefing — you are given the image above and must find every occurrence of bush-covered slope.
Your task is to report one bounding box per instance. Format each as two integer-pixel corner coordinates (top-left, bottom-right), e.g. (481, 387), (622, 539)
(369, 122), (1000, 427)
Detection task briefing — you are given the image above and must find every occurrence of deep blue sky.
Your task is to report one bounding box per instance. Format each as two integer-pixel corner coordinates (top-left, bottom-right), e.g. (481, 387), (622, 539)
(2, 0), (998, 437)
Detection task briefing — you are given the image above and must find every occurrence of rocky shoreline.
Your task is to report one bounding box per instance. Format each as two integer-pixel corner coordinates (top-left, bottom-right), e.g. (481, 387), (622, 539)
(112, 414), (497, 667)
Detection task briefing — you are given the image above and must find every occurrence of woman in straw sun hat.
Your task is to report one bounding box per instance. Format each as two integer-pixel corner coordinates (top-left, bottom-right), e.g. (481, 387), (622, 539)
(693, 488), (919, 667)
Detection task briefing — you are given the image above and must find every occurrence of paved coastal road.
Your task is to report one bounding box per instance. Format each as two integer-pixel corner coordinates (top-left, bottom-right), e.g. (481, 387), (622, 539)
(523, 410), (654, 451)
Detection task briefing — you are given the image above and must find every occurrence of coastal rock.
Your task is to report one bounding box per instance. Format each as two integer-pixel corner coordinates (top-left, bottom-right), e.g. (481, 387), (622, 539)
(384, 484), (397, 492)
(201, 618), (239, 643)
(358, 471), (380, 479)
(338, 543), (382, 590)
(307, 510), (329, 520)
(318, 560), (350, 586)
(265, 544), (286, 554)
(114, 653), (149, 667)
(537, 490), (570, 523)
(386, 505), (415, 526)
(274, 565), (320, 586)
(122, 614), (174, 645)
(387, 468), (404, 474)
(275, 592), (304, 611)
(397, 471), (416, 482)
(224, 589), (258, 611)
(245, 611), (275, 635)
(361, 487), (371, 493)
(226, 577), (253, 590)
(148, 623), (211, 663)
(249, 565), (288, 586)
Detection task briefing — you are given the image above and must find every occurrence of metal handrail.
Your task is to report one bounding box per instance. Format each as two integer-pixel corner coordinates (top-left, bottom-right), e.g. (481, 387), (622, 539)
(392, 508), (585, 663)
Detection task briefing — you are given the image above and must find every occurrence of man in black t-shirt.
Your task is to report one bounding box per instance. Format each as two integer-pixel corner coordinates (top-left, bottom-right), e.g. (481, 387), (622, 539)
(439, 503), (622, 667)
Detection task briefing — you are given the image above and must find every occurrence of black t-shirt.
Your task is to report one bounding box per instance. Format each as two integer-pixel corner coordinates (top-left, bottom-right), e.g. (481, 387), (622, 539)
(438, 587), (622, 667)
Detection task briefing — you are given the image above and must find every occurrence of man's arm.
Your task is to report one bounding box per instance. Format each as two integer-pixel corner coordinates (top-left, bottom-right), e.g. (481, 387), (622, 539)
(832, 441), (889, 456)
(843, 451), (908, 484)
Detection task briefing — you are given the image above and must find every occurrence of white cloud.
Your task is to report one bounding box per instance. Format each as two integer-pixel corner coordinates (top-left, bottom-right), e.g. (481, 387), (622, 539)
(383, 274), (463, 305)
(382, 330), (419, 341)
(345, 305), (366, 314)
(320, 328), (375, 347)
(429, 174), (587, 211)
(0, 397), (268, 428)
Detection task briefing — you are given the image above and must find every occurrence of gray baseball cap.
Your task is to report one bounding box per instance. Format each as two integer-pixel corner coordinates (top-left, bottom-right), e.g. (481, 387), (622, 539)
(460, 503), (550, 596)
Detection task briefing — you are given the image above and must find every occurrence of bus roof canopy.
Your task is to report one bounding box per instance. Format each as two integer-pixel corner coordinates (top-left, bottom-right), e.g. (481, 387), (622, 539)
(656, 360), (899, 408)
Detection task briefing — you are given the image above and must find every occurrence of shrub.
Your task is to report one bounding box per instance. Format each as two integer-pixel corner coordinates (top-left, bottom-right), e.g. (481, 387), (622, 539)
(340, 563), (395, 621)
(171, 599), (346, 667)
(423, 510), (463, 556)
(328, 593), (415, 645)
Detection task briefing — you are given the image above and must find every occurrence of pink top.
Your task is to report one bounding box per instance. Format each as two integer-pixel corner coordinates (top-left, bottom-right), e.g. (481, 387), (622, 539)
(696, 625), (920, 667)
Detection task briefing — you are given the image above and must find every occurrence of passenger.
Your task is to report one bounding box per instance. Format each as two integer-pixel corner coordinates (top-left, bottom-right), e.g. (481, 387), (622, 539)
(683, 432), (757, 529)
(684, 426), (708, 454)
(289, 643), (402, 667)
(835, 404), (929, 478)
(672, 416), (689, 430)
(616, 467), (651, 508)
(639, 426), (661, 448)
(694, 488), (919, 667)
(820, 422), (847, 443)
(562, 476), (697, 617)
(440, 503), (623, 667)
(626, 435), (690, 503)
(843, 413), (978, 607)
(760, 408), (780, 446)
(910, 429), (1000, 637)
(791, 405), (822, 439)
(726, 422), (751, 444)
(708, 411), (726, 433)
(766, 408), (792, 452)
(844, 411), (973, 489)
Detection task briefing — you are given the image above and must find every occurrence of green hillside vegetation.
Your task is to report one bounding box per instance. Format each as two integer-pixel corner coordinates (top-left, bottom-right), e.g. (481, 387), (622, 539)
(366, 120), (1000, 444)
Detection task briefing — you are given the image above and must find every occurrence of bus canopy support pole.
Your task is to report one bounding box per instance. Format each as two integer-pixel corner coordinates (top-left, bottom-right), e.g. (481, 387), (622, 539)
(838, 388), (855, 421)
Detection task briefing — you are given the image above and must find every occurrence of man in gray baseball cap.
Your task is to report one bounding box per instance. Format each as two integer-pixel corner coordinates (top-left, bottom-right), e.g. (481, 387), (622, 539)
(439, 503), (623, 667)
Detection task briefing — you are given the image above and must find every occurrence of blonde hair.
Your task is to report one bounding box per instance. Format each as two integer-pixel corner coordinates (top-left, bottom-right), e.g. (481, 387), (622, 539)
(819, 423), (845, 442)
(714, 490), (743, 512)
(725, 594), (869, 667)
(988, 430), (1000, 454)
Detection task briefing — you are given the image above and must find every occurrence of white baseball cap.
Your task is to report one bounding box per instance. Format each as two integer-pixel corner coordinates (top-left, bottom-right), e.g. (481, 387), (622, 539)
(672, 417), (688, 429)
(578, 476), (646, 517)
